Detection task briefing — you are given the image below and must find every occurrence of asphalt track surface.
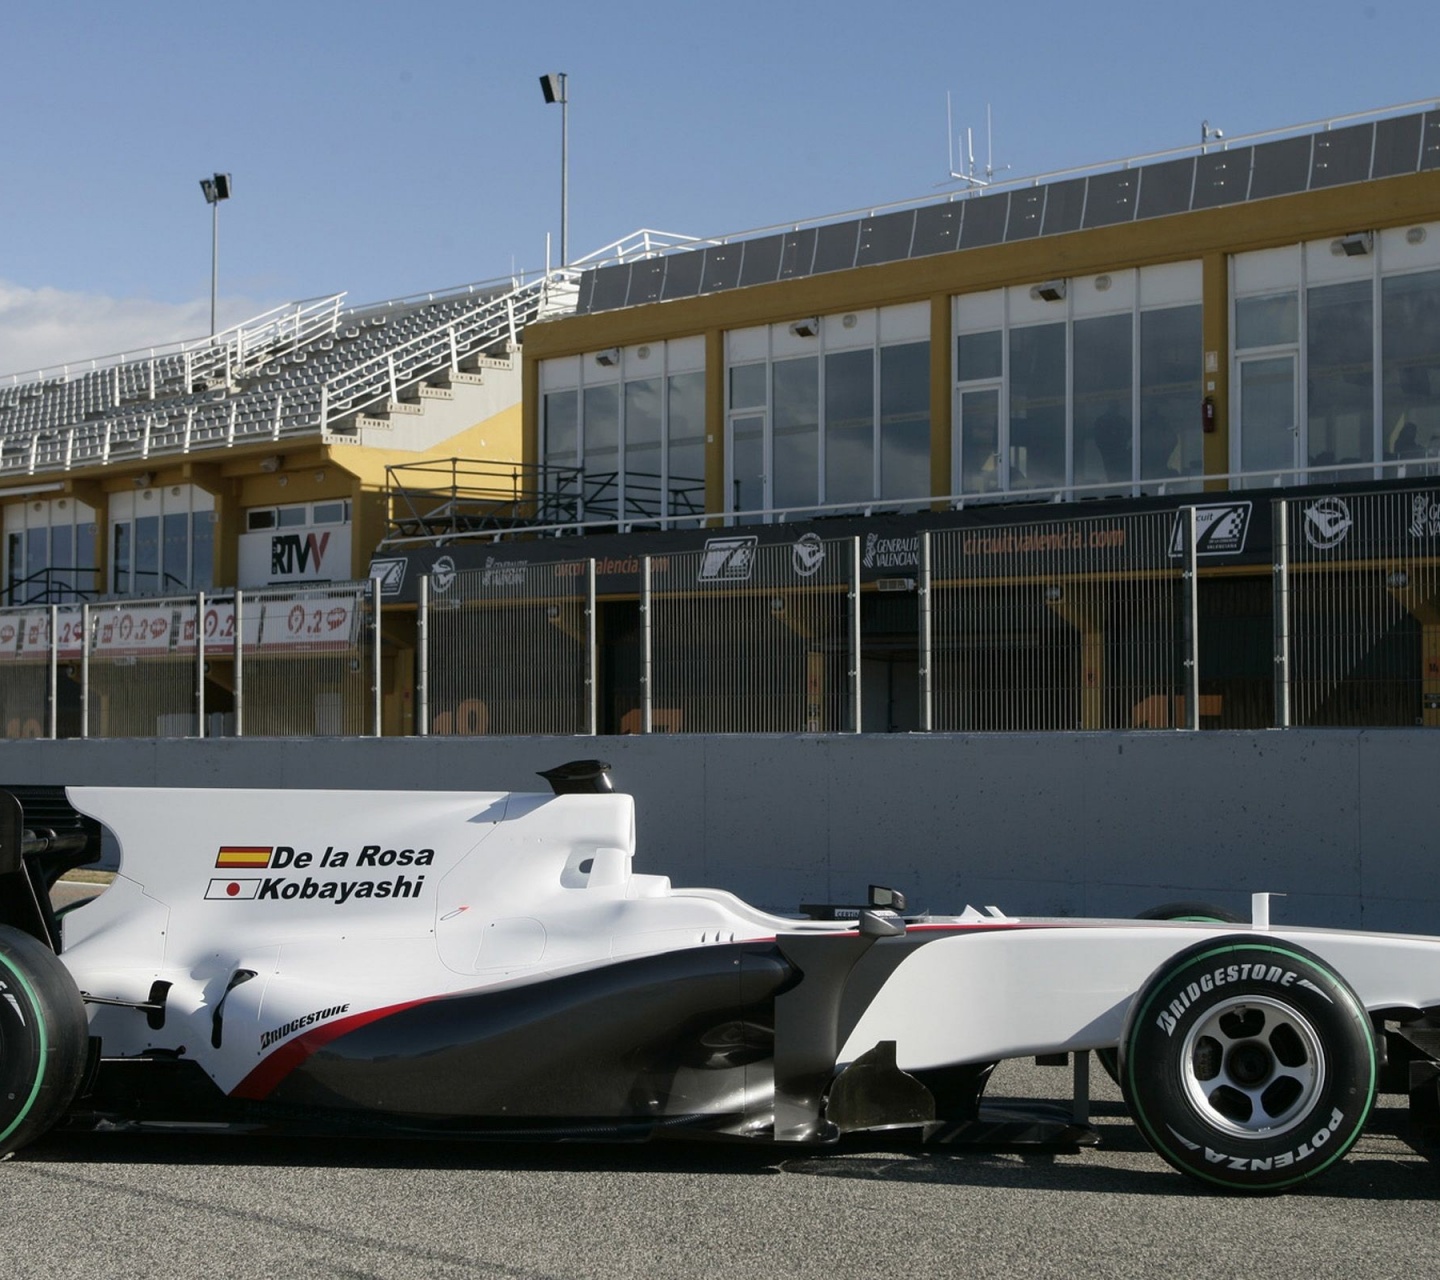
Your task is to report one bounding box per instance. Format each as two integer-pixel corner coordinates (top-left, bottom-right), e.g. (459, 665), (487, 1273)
(1, 1057), (1434, 1280)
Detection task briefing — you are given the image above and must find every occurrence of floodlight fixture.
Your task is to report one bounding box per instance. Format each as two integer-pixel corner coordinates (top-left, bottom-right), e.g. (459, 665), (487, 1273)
(1333, 231), (1374, 257)
(539, 74), (569, 266)
(199, 171), (233, 337)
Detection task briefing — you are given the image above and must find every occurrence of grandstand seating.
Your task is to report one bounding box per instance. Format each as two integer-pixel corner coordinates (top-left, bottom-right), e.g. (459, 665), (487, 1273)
(0, 272), (576, 475)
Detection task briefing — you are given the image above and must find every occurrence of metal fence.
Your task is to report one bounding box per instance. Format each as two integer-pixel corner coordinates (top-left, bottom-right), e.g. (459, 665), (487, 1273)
(421, 559), (595, 736)
(1279, 492), (1440, 728)
(0, 582), (381, 740)
(12, 491), (1440, 740)
(926, 511), (1194, 732)
(642, 536), (859, 734)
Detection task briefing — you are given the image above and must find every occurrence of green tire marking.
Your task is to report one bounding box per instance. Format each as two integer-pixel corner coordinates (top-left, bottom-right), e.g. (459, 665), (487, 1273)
(0, 948), (47, 1149)
(1125, 941), (1378, 1191)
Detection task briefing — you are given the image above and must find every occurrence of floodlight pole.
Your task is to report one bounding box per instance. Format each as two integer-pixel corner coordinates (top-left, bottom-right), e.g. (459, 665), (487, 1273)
(539, 74), (569, 266)
(199, 173), (232, 337)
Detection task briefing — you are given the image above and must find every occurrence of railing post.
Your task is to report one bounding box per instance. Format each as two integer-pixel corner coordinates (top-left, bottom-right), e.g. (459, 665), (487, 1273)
(233, 590), (244, 737)
(1273, 498), (1291, 728)
(850, 537), (862, 734)
(416, 574), (429, 736)
(195, 590), (206, 738)
(47, 604), (57, 740)
(919, 532), (932, 734)
(585, 558), (597, 736)
(80, 603), (91, 739)
(641, 556), (653, 734)
(371, 577), (383, 737)
(1182, 506), (1200, 731)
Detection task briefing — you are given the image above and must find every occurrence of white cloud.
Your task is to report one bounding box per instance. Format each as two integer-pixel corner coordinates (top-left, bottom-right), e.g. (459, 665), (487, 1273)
(0, 281), (263, 378)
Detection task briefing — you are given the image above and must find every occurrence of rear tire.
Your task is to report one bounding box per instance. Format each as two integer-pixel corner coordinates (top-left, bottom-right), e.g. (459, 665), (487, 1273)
(0, 925), (89, 1156)
(1119, 936), (1376, 1192)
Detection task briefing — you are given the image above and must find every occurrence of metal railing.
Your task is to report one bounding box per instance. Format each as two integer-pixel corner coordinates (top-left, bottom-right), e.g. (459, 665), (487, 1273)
(0, 581), (381, 740)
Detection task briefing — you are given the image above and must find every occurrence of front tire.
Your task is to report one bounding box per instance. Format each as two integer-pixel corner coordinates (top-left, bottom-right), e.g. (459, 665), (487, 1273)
(0, 926), (89, 1156)
(1119, 937), (1376, 1193)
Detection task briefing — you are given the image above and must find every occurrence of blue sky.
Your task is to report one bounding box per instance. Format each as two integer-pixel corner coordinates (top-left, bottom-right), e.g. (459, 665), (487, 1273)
(2, 0), (1436, 372)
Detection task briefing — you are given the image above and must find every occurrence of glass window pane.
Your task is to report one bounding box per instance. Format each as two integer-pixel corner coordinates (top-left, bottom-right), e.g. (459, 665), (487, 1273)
(313, 502), (346, 525)
(880, 342), (930, 502)
(1073, 314), (1133, 489)
(247, 509), (276, 531)
(729, 363), (766, 409)
(959, 388), (1001, 493)
(1009, 324), (1066, 490)
(543, 389), (578, 465)
(772, 356), (818, 512)
(76, 522), (96, 596)
(1307, 280), (1373, 475)
(730, 414), (765, 519)
(25, 527), (47, 595)
(1239, 356), (1296, 476)
(667, 371), (706, 522)
(1382, 269), (1440, 465)
(51, 524), (72, 596)
(193, 511), (214, 591)
(1140, 305), (1203, 486)
(583, 383), (621, 518)
(957, 330), (1002, 382)
(134, 515), (159, 594)
(164, 512), (189, 589)
(111, 521), (130, 594)
(1235, 292), (1298, 348)
(277, 507), (307, 528)
(624, 377), (662, 518)
(825, 348), (874, 506)
(5, 532), (18, 603)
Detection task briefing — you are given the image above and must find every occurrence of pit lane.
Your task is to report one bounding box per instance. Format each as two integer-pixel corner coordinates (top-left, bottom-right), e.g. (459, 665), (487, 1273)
(1, 1059), (1432, 1280)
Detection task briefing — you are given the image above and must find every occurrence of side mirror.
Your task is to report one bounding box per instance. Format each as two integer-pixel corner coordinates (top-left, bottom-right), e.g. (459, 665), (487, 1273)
(868, 884), (906, 913)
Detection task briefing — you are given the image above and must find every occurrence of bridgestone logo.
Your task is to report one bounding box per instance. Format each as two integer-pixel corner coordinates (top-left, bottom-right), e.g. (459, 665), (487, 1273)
(1154, 963), (1332, 1036)
(261, 1003), (351, 1050)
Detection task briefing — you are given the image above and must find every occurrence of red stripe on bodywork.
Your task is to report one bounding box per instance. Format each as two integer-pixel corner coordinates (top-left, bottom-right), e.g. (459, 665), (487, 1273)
(231, 997), (432, 1100)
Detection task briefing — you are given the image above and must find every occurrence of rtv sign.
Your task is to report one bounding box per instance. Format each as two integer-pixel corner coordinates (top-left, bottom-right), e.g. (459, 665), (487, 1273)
(239, 524), (352, 586)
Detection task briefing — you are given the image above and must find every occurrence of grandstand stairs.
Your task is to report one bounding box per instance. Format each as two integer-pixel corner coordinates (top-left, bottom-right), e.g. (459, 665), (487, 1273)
(339, 351), (520, 451)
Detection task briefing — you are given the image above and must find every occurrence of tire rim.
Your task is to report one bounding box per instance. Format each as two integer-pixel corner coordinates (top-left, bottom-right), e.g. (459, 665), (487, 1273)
(1178, 995), (1326, 1139)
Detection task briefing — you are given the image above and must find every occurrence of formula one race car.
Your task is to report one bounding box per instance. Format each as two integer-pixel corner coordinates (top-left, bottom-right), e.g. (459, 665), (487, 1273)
(1, 761), (1439, 1194)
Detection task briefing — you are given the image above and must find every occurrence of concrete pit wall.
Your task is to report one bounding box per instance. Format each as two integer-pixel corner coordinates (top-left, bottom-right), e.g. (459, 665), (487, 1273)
(4, 730), (1436, 934)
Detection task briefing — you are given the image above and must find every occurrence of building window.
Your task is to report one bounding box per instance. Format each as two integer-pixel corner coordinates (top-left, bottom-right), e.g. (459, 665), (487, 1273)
(955, 266), (1203, 499)
(722, 304), (931, 522)
(110, 486), (215, 596)
(3, 499), (99, 604)
(539, 340), (708, 528)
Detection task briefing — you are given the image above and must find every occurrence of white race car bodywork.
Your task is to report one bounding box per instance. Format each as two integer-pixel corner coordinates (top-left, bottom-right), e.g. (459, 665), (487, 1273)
(0, 768), (1435, 1193)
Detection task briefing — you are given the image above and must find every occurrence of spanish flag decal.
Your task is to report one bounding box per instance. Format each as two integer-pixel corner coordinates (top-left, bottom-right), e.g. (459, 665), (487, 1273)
(215, 846), (273, 870)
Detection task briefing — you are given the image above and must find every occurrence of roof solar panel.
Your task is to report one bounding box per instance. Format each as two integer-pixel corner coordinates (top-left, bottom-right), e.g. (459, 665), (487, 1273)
(1005, 188), (1045, 241)
(570, 110), (1431, 315)
(959, 191), (1008, 248)
(1248, 135), (1313, 199)
(910, 203), (962, 256)
(856, 209), (917, 266)
(737, 234), (783, 287)
(812, 221), (860, 273)
(1310, 123), (1375, 188)
(778, 228), (818, 279)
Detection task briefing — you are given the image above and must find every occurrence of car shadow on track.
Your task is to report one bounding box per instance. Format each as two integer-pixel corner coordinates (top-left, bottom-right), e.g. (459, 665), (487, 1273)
(18, 1105), (1436, 1201)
